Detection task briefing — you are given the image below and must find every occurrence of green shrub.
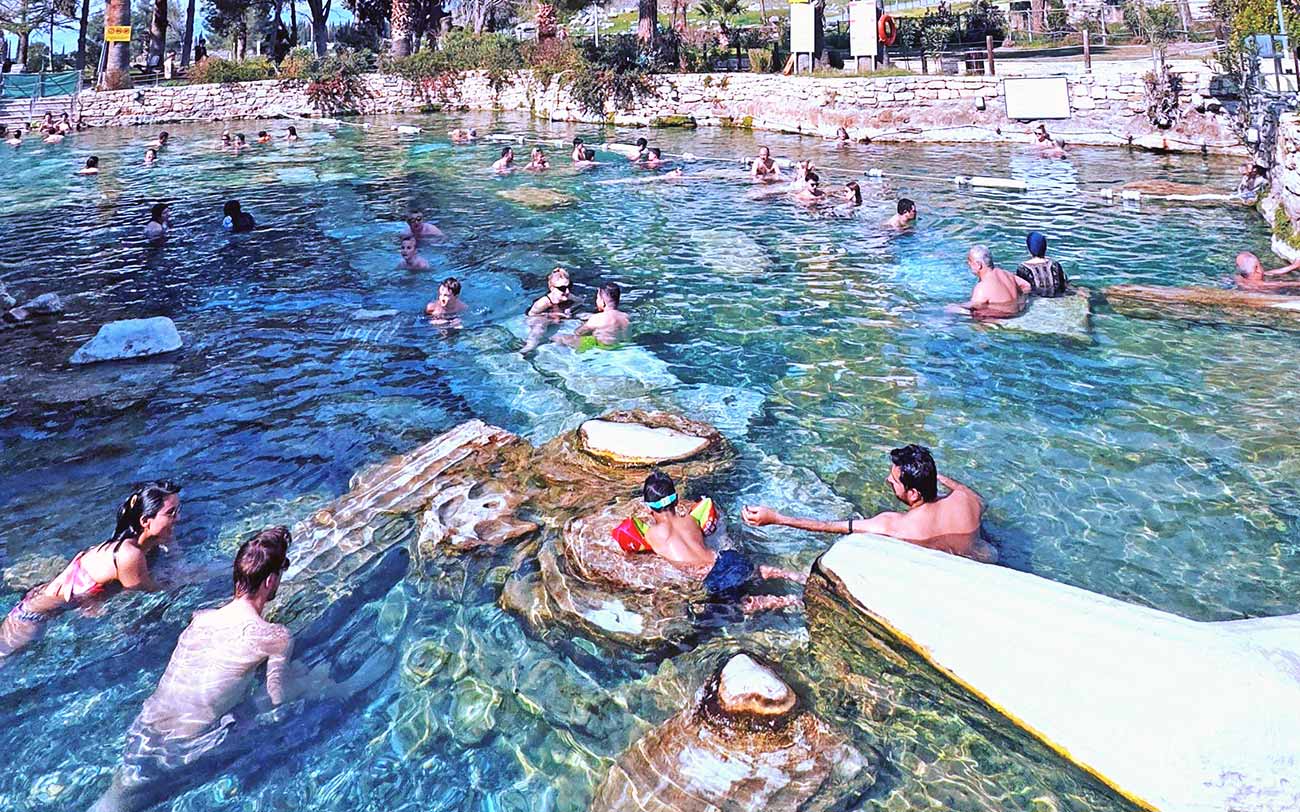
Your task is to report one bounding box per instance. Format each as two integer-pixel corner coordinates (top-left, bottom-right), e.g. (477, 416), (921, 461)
(302, 49), (372, 113)
(188, 57), (276, 85)
(748, 47), (773, 73)
(522, 38), (585, 88)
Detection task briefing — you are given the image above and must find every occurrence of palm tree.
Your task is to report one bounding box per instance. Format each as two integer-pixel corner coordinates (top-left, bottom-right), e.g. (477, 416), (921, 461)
(182, 0), (197, 64)
(104, 0), (132, 88)
(149, 0), (168, 70)
(390, 0), (413, 56)
(698, 0), (741, 65)
(637, 0), (656, 45)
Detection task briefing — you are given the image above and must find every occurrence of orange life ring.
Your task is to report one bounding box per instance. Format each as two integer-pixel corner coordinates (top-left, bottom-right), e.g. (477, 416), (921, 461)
(878, 14), (898, 47)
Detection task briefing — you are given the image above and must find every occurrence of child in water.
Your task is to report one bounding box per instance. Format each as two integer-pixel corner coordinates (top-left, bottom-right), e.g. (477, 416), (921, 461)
(426, 278), (467, 319)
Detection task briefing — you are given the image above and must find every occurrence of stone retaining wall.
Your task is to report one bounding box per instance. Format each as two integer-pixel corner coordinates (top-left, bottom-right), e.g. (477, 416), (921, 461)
(1265, 112), (1300, 261)
(73, 61), (1240, 154)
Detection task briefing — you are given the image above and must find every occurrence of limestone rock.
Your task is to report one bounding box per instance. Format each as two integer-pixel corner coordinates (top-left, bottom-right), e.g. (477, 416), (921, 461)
(987, 289), (1091, 342)
(579, 419), (711, 466)
(496, 188), (576, 210)
(0, 282), (15, 310)
(70, 316), (183, 364)
(5, 292), (63, 323)
(351, 308), (399, 321)
(591, 652), (874, 812)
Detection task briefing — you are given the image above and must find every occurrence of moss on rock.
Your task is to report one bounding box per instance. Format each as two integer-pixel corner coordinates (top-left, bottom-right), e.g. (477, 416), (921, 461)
(652, 115), (697, 128)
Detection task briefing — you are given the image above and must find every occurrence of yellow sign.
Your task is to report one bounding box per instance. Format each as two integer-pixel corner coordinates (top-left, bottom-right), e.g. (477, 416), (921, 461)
(105, 26), (132, 42)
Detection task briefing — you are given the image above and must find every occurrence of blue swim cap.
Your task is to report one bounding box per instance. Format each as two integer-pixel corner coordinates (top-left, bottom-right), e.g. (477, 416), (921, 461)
(1027, 231), (1048, 258)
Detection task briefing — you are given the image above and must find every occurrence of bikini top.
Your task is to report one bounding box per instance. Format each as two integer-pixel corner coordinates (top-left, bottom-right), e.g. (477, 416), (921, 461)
(57, 541), (124, 602)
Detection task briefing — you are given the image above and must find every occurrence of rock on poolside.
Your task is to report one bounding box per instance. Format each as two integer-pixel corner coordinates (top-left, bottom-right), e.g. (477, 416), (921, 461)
(495, 188), (576, 210)
(988, 289), (1091, 342)
(351, 308), (399, 321)
(578, 419), (711, 466)
(590, 652), (875, 812)
(70, 317), (183, 364)
(4, 292), (63, 323)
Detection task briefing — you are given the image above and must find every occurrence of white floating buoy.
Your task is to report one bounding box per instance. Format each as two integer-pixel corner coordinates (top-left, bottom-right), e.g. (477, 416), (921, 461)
(681, 152), (699, 161)
(1121, 189), (1142, 201)
(394, 125), (422, 135)
(955, 175), (1029, 191)
(865, 168), (884, 179)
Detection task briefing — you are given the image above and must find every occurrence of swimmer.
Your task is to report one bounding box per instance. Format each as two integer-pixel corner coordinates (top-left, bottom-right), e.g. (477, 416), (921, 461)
(1, 480), (182, 659)
(5, 129), (20, 147)
(1040, 138), (1068, 160)
(1235, 163), (1268, 204)
(571, 136), (586, 162)
(948, 244), (1030, 318)
(743, 444), (996, 562)
(840, 180), (863, 207)
(89, 526), (385, 812)
(144, 148), (158, 166)
(751, 146), (781, 181)
(1234, 251), (1300, 290)
(1032, 122), (1052, 147)
(527, 266), (574, 316)
(222, 200), (256, 232)
(57, 113), (74, 134)
(397, 235), (430, 270)
(833, 126), (851, 143)
(43, 130), (64, 144)
(220, 131), (233, 150)
(285, 126), (300, 142)
(573, 146), (599, 168)
(39, 112), (55, 134)
(640, 147), (665, 169)
(632, 136), (649, 162)
(402, 208), (445, 242)
(448, 127), (478, 143)
(792, 172), (826, 206)
(235, 133), (248, 149)
(77, 155), (101, 175)
(574, 282), (629, 345)
(257, 130), (271, 144)
(151, 130), (169, 149)
(886, 198), (917, 229)
(639, 471), (805, 612)
(492, 146), (515, 172)
(1016, 231), (1069, 297)
(144, 202), (170, 240)
(526, 146), (550, 171)
(426, 277), (467, 318)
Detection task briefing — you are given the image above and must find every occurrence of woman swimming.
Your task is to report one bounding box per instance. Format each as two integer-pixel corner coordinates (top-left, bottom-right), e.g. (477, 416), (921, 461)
(0, 480), (182, 659)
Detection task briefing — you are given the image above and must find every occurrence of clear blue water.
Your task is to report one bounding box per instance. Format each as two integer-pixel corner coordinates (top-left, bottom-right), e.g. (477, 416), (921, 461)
(1, 113), (1297, 811)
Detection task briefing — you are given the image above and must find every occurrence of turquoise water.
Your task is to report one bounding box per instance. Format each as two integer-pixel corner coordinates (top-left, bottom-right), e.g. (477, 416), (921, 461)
(1, 113), (1297, 811)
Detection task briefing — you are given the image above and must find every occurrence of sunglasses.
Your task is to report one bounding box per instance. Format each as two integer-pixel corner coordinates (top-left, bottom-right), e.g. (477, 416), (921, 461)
(554, 283), (570, 292)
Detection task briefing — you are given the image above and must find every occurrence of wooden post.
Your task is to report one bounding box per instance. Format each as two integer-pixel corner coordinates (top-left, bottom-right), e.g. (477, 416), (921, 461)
(985, 35), (994, 76)
(1083, 29), (1091, 73)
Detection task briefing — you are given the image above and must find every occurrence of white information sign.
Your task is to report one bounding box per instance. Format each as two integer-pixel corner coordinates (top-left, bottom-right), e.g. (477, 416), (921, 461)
(849, 1), (877, 58)
(1003, 76), (1071, 120)
(791, 4), (816, 54)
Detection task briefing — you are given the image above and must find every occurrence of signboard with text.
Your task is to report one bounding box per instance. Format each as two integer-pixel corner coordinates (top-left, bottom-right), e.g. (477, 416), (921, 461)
(791, 4), (816, 54)
(849, 1), (878, 58)
(105, 26), (132, 42)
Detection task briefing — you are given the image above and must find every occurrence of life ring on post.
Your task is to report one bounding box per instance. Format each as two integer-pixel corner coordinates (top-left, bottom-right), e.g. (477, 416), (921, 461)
(878, 14), (898, 47)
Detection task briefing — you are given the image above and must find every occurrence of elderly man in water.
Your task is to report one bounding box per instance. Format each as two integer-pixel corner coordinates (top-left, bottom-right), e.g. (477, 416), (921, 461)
(743, 444), (995, 562)
(1235, 251), (1300, 290)
(949, 244), (1029, 318)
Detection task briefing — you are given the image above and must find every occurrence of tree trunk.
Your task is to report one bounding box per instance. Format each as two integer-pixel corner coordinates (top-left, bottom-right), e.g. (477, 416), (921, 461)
(76, 0), (91, 70)
(18, 30), (29, 68)
(312, 17), (328, 55)
(182, 0), (196, 65)
(390, 0), (412, 56)
(103, 0), (132, 88)
(1028, 0), (1044, 35)
(149, 0), (168, 70)
(290, 0), (298, 46)
(638, 0), (657, 44)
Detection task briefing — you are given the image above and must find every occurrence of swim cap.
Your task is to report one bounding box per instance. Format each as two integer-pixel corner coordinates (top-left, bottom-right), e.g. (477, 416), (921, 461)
(1027, 231), (1048, 258)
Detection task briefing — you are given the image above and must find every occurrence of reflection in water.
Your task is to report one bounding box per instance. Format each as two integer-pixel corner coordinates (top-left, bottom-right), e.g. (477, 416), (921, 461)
(0, 113), (1296, 811)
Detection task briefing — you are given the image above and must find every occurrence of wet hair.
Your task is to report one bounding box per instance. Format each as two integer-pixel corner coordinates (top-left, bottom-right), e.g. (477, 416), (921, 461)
(806, 171), (820, 185)
(897, 198), (915, 215)
(145, 148), (157, 159)
(440, 277), (461, 296)
(86, 156), (99, 168)
(845, 181), (862, 205)
(149, 202), (168, 222)
(287, 126), (298, 136)
(224, 200), (242, 218)
(236, 133), (246, 143)
(258, 130), (268, 137)
(969, 244), (994, 268)
(158, 131), (168, 142)
(1027, 231), (1048, 258)
(11, 130), (20, 139)
(233, 526), (291, 597)
(649, 147), (661, 159)
(581, 147), (596, 161)
(572, 136), (584, 146)
(642, 470), (677, 512)
(400, 234), (416, 248)
(636, 137), (648, 149)
(103, 480), (182, 552)
(599, 281), (621, 308)
(889, 444), (938, 503)
(500, 146), (512, 157)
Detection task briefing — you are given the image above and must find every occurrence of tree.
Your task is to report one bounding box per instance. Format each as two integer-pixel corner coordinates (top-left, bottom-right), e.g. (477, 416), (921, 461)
(305, 0), (329, 54)
(1, 0), (59, 68)
(104, 0), (132, 86)
(149, 0), (167, 67)
(181, 0), (195, 62)
(390, 0), (412, 54)
(206, 0), (261, 59)
(637, 0), (655, 44)
(76, 0), (91, 68)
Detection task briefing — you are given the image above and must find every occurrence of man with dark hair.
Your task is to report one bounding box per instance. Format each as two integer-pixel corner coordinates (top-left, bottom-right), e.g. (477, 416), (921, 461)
(571, 136), (586, 162)
(887, 198), (917, 229)
(572, 281), (629, 346)
(743, 445), (994, 562)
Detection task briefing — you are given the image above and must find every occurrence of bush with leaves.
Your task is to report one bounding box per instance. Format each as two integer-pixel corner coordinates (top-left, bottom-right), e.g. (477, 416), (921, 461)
(301, 49), (373, 114)
(523, 37), (586, 88)
(565, 35), (658, 116)
(188, 56), (276, 84)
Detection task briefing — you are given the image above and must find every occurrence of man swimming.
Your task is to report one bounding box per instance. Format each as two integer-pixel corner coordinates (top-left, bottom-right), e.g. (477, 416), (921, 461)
(639, 471), (805, 611)
(402, 209), (445, 242)
(793, 172), (827, 206)
(78, 156), (101, 175)
(1016, 231), (1069, 297)
(257, 130), (271, 144)
(573, 282), (629, 345)
(886, 198), (917, 229)
(637, 147), (666, 169)
(222, 200), (256, 232)
(526, 146), (550, 171)
(751, 146), (781, 181)
(949, 244), (1030, 318)
(151, 131), (169, 149)
(573, 146), (599, 168)
(1234, 251), (1300, 290)
(492, 146), (515, 172)
(144, 203), (170, 240)
(743, 444), (995, 562)
(5, 129), (20, 147)
(426, 277), (467, 318)
(398, 235), (430, 270)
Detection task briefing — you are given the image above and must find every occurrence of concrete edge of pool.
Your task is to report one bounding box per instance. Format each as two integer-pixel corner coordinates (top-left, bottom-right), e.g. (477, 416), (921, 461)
(809, 533), (1300, 812)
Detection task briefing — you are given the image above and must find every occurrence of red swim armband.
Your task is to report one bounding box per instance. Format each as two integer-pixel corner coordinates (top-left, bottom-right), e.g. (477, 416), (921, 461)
(612, 516), (652, 553)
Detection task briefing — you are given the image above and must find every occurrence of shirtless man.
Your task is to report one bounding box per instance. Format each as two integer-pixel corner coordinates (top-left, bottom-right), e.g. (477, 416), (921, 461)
(573, 146), (599, 169)
(256, 130), (272, 144)
(448, 128), (477, 143)
(949, 244), (1030, 318)
(526, 146), (550, 171)
(398, 235), (430, 270)
(751, 146), (781, 181)
(77, 156), (101, 175)
(5, 129), (20, 147)
(151, 131), (170, 149)
(1234, 251), (1300, 290)
(574, 282), (629, 345)
(492, 146), (515, 173)
(793, 172), (827, 207)
(639, 147), (665, 169)
(402, 209), (445, 243)
(640, 471), (805, 610)
(426, 277), (467, 318)
(886, 198), (917, 229)
(743, 444), (996, 562)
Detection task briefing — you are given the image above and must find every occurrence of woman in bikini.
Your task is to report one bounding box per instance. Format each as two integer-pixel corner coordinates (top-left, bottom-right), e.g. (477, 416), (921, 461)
(0, 480), (182, 659)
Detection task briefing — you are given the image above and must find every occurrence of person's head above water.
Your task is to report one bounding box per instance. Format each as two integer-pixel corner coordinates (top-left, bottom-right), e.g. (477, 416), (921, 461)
(145, 148), (158, 161)
(573, 136), (584, 147)
(287, 125), (298, 137)
(897, 198), (915, 216)
(158, 131), (169, 144)
(967, 244), (994, 274)
(149, 202), (169, 223)
(236, 133), (246, 144)
(224, 200), (243, 218)
(112, 479), (182, 545)
(642, 470), (678, 512)
(1026, 231), (1048, 259)
(548, 267), (570, 292)
(636, 137), (648, 150)
(597, 282), (620, 310)
(844, 181), (862, 205)
(501, 146), (513, 158)
(1235, 251), (1264, 278)
(85, 156), (99, 169)
(406, 208), (426, 228)
(438, 277), (461, 306)
(758, 146), (771, 159)
(399, 235), (419, 260)
(888, 444), (938, 505)
(233, 525), (291, 600)
(581, 147), (596, 161)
